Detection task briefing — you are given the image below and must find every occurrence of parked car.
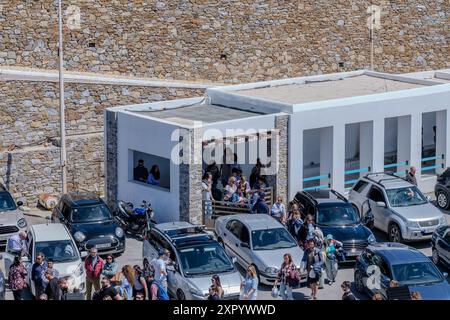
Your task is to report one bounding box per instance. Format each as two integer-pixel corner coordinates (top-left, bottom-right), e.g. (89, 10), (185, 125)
(51, 192), (125, 256)
(291, 189), (375, 259)
(0, 184), (27, 248)
(349, 173), (447, 243)
(354, 242), (450, 300)
(435, 168), (450, 210)
(143, 221), (242, 300)
(215, 214), (304, 285)
(3, 223), (86, 296)
(431, 225), (450, 268)
(0, 254), (5, 300)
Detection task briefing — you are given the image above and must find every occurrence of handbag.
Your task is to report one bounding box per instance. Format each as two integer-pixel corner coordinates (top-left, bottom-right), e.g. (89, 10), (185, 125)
(288, 269), (300, 287)
(271, 285), (279, 298)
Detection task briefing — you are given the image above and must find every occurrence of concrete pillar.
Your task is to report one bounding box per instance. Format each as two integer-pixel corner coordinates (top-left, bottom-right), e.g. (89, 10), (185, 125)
(360, 121), (374, 176)
(372, 119), (385, 173)
(410, 113), (423, 181)
(289, 125), (303, 199)
(320, 127), (333, 187)
(397, 115), (411, 174)
(436, 110), (450, 173)
(397, 114), (422, 178)
(275, 115), (289, 202)
(332, 124), (346, 193)
(104, 109), (118, 210)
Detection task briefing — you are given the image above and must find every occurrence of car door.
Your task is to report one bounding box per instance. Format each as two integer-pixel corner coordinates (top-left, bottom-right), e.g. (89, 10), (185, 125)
(440, 229), (450, 264)
(236, 223), (253, 267)
(367, 186), (390, 232)
(159, 238), (183, 297)
(366, 253), (390, 298)
(349, 180), (370, 214)
(224, 220), (247, 267)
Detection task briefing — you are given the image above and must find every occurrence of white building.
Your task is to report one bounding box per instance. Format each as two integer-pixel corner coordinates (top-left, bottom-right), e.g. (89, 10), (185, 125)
(105, 69), (450, 223)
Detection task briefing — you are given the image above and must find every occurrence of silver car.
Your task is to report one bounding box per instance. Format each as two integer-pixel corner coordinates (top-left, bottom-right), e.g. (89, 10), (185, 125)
(0, 185), (27, 248)
(143, 222), (242, 300)
(0, 254), (5, 300)
(349, 173), (447, 243)
(215, 214), (304, 286)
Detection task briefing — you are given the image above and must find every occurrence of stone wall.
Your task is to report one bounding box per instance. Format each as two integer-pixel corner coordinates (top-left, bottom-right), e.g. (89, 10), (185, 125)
(0, 1), (448, 83)
(0, 79), (205, 205)
(275, 115), (289, 203)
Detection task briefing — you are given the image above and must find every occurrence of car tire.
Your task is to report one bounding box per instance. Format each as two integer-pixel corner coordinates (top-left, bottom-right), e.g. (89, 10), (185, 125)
(388, 223), (403, 243)
(432, 248), (441, 266)
(436, 191), (450, 210)
(354, 270), (365, 294)
(176, 289), (186, 300)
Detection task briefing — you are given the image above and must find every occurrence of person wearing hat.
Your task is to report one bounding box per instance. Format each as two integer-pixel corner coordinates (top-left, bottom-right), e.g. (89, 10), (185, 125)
(84, 247), (104, 300)
(324, 234), (343, 285)
(151, 249), (168, 292)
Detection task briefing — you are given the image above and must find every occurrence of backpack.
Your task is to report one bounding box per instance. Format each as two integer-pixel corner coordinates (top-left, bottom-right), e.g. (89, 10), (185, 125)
(312, 249), (324, 277)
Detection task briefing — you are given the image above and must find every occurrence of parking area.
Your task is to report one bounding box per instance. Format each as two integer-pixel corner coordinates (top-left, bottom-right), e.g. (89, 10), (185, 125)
(2, 202), (449, 300)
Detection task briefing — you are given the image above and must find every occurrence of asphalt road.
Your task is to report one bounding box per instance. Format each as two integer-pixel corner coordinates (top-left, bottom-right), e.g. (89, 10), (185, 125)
(2, 205), (449, 300)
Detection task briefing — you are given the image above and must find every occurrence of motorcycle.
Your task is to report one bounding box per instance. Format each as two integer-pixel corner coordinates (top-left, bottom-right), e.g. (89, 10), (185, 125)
(116, 200), (156, 238)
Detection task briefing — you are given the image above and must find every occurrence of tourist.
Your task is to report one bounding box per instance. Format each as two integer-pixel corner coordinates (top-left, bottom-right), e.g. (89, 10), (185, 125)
(84, 247), (104, 300)
(101, 255), (118, 280)
(241, 265), (258, 300)
(120, 265), (135, 300)
(44, 269), (61, 300)
(406, 166), (417, 186)
(147, 165), (161, 186)
(8, 256), (28, 300)
(42, 258), (59, 288)
(202, 172), (214, 219)
(324, 234), (343, 284)
(93, 277), (122, 300)
(205, 160), (222, 201)
(58, 278), (69, 300)
(301, 239), (324, 300)
(7, 231), (27, 257)
(341, 281), (356, 300)
(252, 192), (269, 214)
(275, 253), (298, 300)
(223, 176), (237, 201)
(151, 250), (168, 292)
(31, 252), (48, 298)
(271, 196), (287, 224)
(210, 275), (224, 299)
(287, 211), (303, 244)
(133, 159), (149, 182)
(238, 175), (251, 194)
(133, 265), (149, 300)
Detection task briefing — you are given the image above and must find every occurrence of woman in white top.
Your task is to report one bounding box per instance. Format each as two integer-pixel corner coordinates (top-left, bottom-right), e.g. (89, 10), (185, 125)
(223, 176), (237, 201)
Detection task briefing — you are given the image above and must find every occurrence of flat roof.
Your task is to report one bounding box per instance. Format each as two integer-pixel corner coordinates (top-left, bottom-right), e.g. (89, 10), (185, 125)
(232, 75), (425, 104)
(130, 103), (261, 125)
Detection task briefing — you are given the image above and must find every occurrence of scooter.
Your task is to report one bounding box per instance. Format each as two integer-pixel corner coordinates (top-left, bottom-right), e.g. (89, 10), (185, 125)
(116, 200), (156, 238)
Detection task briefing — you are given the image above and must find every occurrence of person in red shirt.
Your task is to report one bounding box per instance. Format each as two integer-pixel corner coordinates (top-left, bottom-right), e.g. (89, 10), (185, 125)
(84, 247), (104, 300)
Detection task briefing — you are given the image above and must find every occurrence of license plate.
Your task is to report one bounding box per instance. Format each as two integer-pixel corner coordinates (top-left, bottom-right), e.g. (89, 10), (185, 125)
(96, 243), (111, 249)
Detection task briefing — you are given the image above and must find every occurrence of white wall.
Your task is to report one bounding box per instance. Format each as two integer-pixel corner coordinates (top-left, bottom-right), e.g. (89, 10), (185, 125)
(117, 112), (181, 223)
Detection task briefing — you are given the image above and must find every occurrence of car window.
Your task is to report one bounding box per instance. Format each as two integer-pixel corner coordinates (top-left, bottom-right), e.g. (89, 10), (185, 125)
(227, 220), (242, 239)
(28, 239), (34, 256)
(149, 229), (164, 249)
(239, 224), (250, 244)
(353, 181), (369, 193)
(368, 186), (385, 203)
(385, 187), (427, 207)
(379, 257), (392, 279)
(0, 192), (17, 211)
(35, 240), (78, 263)
(71, 204), (111, 223)
(61, 204), (70, 219)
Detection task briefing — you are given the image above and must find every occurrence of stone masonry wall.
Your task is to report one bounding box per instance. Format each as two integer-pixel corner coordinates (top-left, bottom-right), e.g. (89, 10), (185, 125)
(0, 1), (448, 83)
(0, 79), (205, 205)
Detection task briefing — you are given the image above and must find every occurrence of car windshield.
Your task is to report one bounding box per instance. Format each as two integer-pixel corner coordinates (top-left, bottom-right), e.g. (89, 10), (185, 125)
(251, 228), (297, 251)
(386, 187), (427, 207)
(71, 204), (111, 223)
(35, 240), (79, 263)
(392, 261), (443, 286)
(0, 192), (17, 211)
(178, 243), (235, 276)
(317, 204), (360, 226)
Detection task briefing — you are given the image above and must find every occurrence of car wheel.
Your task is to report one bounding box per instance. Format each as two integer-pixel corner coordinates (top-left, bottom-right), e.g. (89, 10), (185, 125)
(354, 270), (365, 293)
(436, 191), (450, 210)
(388, 223), (403, 243)
(432, 248), (441, 266)
(176, 289), (186, 300)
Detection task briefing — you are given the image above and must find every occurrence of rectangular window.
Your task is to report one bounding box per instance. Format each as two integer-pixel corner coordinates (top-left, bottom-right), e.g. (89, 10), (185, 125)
(130, 150), (170, 190)
(353, 180), (369, 193)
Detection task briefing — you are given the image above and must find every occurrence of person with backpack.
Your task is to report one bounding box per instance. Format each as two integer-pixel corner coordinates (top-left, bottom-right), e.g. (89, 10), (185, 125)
(145, 272), (169, 300)
(324, 234), (343, 285)
(301, 239), (324, 300)
(287, 211), (303, 244)
(274, 253), (299, 300)
(133, 265), (149, 300)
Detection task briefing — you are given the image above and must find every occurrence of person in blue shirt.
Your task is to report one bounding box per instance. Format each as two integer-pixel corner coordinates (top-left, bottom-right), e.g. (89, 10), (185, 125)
(31, 252), (48, 298)
(271, 196), (287, 224)
(241, 265), (258, 300)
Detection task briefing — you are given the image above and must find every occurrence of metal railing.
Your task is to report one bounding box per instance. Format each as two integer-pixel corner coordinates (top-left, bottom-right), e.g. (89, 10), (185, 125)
(344, 166), (371, 187)
(384, 160), (409, 176)
(203, 187), (274, 226)
(302, 173), (331, 191)
(421, 154), (445, 173)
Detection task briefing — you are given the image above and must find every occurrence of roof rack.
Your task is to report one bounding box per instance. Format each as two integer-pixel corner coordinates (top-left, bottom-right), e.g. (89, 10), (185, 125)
(364, 172), (407, 187)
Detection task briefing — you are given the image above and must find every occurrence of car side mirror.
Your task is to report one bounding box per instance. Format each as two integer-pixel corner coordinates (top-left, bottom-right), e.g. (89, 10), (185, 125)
(17, 201), (24, 207)
(443, 272), (448, 279)
(241, 242), (250, 248)
(80, 251), (88, 258)
(426, 196), (432, 202)
(376, 201), (386, 208)
(232, 257), (237, 264)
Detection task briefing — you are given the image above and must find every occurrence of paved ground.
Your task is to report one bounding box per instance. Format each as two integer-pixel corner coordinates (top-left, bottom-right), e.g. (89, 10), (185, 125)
(2, 203), (449, 300)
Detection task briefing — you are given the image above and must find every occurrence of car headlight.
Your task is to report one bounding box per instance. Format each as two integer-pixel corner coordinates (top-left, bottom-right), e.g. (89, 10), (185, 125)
(405, 220), (419, 228)
(115, 227), (124, 238)
(188, 284), (203, 296)
(17, 218), (27, 228)
(74, 231), (86, 242)
(264, 267), (279, 275)
(439, 216), (447, 225)
(367, 234), (376, 244)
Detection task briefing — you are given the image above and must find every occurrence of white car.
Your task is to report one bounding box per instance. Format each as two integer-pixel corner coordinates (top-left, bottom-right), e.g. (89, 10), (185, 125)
(215, 214), (304, 285)
(4, 223), (86, 296)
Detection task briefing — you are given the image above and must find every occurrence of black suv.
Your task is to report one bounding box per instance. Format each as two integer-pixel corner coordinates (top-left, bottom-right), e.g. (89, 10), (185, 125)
(291, 189), (375, 259)
(435, 168), (450, 210)
(51, 192), (125, 256)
